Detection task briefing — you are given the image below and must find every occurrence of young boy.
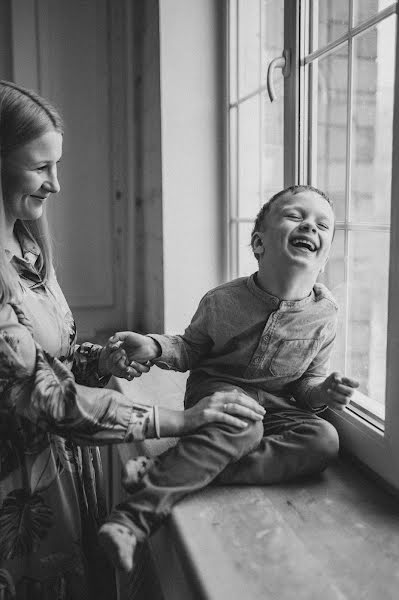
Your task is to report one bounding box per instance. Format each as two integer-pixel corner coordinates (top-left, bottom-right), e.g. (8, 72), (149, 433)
(99, 185), (359, 572)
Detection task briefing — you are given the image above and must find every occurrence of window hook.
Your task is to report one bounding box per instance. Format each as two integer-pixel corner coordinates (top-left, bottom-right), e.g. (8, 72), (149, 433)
(267, 49), (291, 102)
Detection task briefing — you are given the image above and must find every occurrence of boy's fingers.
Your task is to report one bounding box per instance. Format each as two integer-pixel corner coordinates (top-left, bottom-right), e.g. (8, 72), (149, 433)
(327, 390), (351, 405)
(330, 371), (342, 382)
(112, 351), (128, 368)
(341, 376), (359, 388)
(129, 361), (150, 374)
(332, 383), (355, 397)
(110, 332), (132, 342)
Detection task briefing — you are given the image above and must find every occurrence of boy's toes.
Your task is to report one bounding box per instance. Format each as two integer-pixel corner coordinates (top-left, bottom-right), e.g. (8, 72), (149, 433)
(99, 523), (137, 572)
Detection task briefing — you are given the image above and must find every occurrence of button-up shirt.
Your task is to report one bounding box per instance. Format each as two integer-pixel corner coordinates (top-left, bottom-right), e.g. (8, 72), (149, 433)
(151, 273), (338, 411)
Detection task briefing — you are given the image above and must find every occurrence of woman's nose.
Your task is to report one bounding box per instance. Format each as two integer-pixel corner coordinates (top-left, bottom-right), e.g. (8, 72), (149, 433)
(43, 168), (60, 194)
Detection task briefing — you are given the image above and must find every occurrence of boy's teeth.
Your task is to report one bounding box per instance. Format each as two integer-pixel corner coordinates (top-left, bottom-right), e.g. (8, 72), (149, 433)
(292, 238), (315, 251)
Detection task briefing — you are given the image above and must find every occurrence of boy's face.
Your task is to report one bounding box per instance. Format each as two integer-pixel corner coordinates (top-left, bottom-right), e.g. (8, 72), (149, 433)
(253, 190), (335, 275)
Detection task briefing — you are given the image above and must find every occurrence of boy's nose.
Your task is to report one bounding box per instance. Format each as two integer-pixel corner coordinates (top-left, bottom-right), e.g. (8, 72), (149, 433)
(299, 221), (317, 233)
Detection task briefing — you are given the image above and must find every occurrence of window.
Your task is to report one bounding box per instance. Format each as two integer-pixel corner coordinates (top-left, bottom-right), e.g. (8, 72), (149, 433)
(304, 1), (396, 427)
(227, 0), (285, 278)
(227, 0), (399, 490)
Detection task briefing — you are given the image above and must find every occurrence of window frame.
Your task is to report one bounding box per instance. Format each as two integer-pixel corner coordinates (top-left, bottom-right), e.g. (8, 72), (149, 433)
(299, 0), (399, 491)
(226, 0), (399, 491)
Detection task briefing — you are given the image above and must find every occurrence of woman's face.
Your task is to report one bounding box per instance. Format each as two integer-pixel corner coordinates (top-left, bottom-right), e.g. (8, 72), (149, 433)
(2, 130), (63, 227)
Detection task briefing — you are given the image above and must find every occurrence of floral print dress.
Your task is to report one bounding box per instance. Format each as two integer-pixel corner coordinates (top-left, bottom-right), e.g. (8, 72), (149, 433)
(0, 231), (154, 600)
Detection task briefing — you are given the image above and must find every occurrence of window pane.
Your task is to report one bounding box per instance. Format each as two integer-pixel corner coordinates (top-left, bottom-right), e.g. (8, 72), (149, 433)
(318, 230), (346, 374)
(347, 231), (389, 404)
(351, 16), (395, 224)
(238, 96), (261, 218)
(238, 0), (261, 98)
(263, 90), (284, 201)
(314, 47), (349, 220)
(264, 0), (284, 67)
(353, 0), (394, 28)
(314, 0), (349, 50)
(238, 221), (257, 276)
(262, 0), (284, 202)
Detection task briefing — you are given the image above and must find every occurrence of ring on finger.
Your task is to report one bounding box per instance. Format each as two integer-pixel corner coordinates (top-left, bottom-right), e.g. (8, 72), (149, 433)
(223, 403), (228, 412)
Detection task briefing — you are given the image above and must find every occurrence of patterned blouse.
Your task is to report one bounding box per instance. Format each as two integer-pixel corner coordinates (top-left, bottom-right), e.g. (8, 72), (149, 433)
(0, 229), (154, 600)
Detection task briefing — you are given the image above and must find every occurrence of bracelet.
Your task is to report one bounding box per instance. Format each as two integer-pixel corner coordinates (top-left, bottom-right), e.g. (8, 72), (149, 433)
(153, 406), (161, 439)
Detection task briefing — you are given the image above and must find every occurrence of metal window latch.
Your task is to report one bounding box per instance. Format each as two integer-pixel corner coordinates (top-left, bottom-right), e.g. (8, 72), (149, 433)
(267, 49), (291, 102)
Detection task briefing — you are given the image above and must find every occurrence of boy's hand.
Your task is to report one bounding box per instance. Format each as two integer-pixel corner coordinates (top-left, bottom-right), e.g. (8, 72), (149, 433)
(320, 372), (359, 411)
(109, 331), (161, 363)
(100, 332), (158, 380)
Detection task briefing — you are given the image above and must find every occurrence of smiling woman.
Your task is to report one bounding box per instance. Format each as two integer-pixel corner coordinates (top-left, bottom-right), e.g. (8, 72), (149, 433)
(2, 131), (62, 232)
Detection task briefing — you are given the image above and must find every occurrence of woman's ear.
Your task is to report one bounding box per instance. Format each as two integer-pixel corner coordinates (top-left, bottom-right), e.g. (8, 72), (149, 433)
(251, 231), (264, 258)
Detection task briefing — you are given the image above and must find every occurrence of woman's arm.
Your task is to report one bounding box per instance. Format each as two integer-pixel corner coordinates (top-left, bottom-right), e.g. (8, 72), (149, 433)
(0, 305), (264, 446)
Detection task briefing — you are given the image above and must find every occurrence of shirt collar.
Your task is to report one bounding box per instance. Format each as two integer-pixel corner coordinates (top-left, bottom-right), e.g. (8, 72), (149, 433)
(247, 272), (314, 310)
(4, 223), (41, 266)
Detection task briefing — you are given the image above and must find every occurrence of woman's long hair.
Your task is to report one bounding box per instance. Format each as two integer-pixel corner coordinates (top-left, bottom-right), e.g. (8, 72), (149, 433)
(0, 80), (63, 305)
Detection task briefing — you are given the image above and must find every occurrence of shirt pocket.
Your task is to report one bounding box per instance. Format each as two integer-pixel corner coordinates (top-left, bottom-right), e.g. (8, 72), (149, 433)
(269, 339), (319, 378)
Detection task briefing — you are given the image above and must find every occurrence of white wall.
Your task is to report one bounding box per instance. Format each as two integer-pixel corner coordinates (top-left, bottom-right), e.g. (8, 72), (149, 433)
(6, 0), (225, 337)
(8, 0), (132, 339)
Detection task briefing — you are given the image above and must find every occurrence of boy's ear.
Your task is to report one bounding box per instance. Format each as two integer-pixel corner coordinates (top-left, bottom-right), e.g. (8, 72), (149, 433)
(251, 231), (265, 257)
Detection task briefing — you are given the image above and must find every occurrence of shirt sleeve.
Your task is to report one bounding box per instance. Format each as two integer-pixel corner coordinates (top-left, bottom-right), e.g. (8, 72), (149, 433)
(289, 312), (338, 413)
(73, 341), (111, 387)
(0, 303), (156, 444)
(150, 294), (214, 372)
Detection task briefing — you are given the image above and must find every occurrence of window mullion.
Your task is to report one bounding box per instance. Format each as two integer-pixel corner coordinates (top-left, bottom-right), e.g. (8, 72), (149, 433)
(384, 11), (399, 463)
(343, 2), (354, 377)
(233, 0), (239, 279)
(258, 0), (263, 211)
(284, 0), (300, 185)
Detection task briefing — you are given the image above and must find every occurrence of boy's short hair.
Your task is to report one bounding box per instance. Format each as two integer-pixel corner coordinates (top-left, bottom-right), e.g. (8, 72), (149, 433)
(250, 185), (334, 260)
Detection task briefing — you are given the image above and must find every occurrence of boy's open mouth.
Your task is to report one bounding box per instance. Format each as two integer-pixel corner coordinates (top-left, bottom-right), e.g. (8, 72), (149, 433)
(290, 237), (317, 252)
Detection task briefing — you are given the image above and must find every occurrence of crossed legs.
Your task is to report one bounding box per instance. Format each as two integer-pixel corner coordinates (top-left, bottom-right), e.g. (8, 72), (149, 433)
(99, 405), (339, 571)
(99, 416), (264, 570)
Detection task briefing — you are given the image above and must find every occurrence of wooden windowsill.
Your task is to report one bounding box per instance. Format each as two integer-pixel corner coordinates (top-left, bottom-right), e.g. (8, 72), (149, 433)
(110, 370), (399, 600)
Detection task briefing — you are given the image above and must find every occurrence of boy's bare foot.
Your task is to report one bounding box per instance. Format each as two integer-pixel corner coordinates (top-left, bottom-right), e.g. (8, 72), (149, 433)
(98, 523), (137, 572)
(122, 456), (155, 490)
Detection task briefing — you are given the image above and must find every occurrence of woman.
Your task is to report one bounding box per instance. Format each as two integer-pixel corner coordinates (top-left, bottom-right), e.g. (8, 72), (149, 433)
(0, 80), (264, 600)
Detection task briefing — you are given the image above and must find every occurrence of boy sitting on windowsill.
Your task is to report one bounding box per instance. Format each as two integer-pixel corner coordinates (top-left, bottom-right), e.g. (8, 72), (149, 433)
(99, 185), (359, 572)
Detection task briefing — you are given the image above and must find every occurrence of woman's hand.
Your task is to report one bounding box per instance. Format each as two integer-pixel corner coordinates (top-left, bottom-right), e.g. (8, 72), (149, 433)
(181, 389), (266, 435)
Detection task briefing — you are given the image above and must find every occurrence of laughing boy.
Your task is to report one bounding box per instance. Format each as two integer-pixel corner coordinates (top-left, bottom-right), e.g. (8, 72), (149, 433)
(99, 185), (359, 571)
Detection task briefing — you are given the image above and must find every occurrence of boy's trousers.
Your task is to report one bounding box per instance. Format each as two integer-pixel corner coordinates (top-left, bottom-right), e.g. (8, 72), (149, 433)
(108, 385), (339, 541)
